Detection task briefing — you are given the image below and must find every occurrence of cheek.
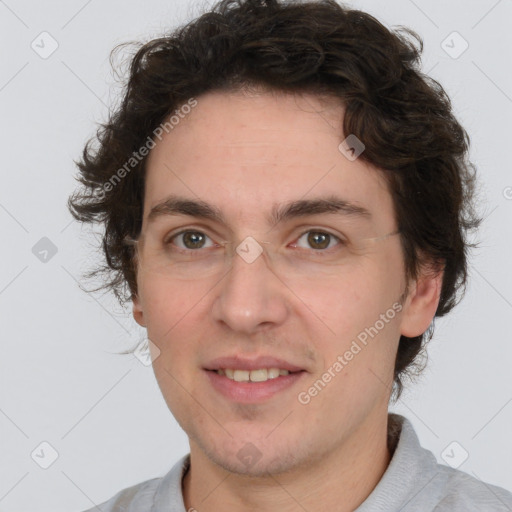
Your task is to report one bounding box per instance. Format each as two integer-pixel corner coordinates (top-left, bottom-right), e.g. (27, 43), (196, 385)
(138, 271), (211, 339)
(305, 269), (402, 365)
(142, 274), (201, 413)
(297, 272), (381, 337)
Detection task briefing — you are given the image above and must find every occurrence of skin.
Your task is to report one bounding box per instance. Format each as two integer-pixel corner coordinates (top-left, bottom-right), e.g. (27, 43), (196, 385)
(132, 88), (442, 512)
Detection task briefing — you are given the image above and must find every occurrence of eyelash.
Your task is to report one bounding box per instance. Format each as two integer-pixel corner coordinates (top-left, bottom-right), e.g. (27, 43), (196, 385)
(163, 228), (346, 257)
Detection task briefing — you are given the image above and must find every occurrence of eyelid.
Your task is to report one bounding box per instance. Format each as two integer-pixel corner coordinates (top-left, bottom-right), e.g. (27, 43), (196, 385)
(288, 230), (345, 256)
(164, 225), (347, 251)
(163, 224), (227, 245)
(292, 230), (342, 246)
(164, 229), (224, 250)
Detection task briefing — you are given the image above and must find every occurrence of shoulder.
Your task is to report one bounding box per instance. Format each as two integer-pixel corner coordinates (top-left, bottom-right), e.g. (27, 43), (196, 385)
(77, 454), (190, 512)
(80, 476), (162, 512)
(432, 464), (512, 511)
(373, 414), (512, 512)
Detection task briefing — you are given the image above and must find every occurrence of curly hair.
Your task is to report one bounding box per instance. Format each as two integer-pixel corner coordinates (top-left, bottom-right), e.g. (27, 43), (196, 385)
(68, 0), (482, 401)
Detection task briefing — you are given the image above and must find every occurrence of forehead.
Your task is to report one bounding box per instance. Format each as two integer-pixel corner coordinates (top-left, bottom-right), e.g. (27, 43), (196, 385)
(143, 90), (394, 231)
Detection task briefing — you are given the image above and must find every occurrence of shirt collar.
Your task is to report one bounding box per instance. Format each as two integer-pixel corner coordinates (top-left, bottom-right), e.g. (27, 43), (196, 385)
(355, 413), (439, 511)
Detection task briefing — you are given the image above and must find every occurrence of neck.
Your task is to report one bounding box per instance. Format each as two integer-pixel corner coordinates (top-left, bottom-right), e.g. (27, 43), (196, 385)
(182, 412), (393, 512)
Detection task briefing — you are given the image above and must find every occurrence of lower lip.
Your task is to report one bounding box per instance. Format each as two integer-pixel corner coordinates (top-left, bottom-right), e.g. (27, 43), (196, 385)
(205, 370), (306, 403)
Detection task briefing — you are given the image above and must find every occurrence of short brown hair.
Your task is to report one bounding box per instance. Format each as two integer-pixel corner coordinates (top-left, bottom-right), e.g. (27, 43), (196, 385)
(68, 0), (481, 400)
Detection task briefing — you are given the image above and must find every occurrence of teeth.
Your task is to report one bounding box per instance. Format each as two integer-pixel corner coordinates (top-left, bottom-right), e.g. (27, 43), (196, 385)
(233, 370), (250, 382)
(216, 367), (291, 382)
(267, 368), (280, 379)
(250, 369), (268, 382)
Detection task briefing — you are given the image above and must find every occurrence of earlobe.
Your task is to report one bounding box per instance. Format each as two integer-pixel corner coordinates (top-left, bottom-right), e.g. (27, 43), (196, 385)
(400, 266), (443, 338)
(132, 295), (146, 327)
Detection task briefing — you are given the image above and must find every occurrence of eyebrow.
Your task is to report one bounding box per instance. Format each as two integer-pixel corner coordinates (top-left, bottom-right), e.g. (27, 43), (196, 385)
(147, 194), (372, 226)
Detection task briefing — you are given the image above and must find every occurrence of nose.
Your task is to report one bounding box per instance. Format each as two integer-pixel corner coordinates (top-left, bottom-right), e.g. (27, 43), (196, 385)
(211, 240), (289, 334)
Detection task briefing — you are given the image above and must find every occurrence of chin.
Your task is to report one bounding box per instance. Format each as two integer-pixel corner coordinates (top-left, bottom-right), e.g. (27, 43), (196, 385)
(210, 449), (301, 477)
(191, 431), (311, 477)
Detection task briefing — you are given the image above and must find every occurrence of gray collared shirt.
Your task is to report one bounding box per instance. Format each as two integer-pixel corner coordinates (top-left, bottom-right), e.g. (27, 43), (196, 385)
(81, 413), (512, 511)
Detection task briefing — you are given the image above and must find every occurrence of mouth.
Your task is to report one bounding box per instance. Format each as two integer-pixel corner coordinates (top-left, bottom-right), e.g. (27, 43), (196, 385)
(203, 356), (307, 403)
(212, 367), (300, 382)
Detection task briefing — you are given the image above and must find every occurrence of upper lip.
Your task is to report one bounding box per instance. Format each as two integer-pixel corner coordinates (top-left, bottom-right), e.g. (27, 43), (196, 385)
(204, 355), (306, 372)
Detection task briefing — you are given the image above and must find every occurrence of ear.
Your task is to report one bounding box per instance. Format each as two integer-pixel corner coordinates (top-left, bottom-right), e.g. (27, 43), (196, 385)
(400, 263), (443, 338)
(132, 294), (146, 328)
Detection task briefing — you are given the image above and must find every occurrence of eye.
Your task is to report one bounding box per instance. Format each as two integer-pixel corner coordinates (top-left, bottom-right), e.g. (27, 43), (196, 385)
(163, 228), (344, 254)
(292, 230), (343, 251)
(165, 230), (216, 251)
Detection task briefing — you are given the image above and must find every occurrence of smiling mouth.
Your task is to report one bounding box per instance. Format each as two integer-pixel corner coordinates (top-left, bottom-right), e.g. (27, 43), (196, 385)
(205, 366), (306, 403)
(210, 368), (304, 382)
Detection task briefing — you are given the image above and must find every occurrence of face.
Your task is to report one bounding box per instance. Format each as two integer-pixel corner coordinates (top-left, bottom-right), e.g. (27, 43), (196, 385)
(132, 89), (440, 476)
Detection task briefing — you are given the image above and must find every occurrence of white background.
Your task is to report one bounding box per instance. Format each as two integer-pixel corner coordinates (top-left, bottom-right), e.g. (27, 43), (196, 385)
(0, 0), (511, 510)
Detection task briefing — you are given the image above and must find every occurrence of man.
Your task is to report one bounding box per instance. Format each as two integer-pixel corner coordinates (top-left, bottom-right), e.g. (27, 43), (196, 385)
(68, 0), (512, 510)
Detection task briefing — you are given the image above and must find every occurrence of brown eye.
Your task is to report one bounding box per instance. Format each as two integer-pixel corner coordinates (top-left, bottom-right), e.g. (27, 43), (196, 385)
(167, 230), (214, 250)
(294, 230), (341, 251)
(307, 231), (331, 249)
(182, 231), (206, 249)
